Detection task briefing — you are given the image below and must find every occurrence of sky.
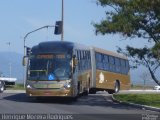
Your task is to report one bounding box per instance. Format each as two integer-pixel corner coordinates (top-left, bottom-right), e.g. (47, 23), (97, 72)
(0, 0), (149, 54)
(0, 0), (156, 85)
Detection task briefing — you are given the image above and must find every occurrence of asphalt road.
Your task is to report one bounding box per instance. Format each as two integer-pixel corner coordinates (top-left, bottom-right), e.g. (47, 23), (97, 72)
(0, 91), (160, 120)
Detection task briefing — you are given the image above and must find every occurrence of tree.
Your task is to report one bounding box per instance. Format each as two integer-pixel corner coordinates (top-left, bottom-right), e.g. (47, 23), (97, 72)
(94, 0), (160, 85)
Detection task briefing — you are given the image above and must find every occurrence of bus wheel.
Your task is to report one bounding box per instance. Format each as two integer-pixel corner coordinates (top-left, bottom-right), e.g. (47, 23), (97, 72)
(114, 81), (120, 93)
(108, 81), (120, 94)
(0, 81), (5, 93)
(35, 97), (43, 101)
(89, 88), (96, 94)
(77, 81), (80, 96)
(83, 88), (89, 96)
(108, 90), (114, 94)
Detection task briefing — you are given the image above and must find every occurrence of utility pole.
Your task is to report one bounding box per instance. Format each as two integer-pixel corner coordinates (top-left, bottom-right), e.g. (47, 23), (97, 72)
(61, 0), (64, 41)
(7, 42), (12, 78)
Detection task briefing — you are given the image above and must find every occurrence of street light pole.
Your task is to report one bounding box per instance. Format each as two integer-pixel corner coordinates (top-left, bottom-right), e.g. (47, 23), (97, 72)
(23, 25), (55, 88)
(61, 0), (64, 41)
(24, 25), (55, 49)
(7, 42), (12, 78)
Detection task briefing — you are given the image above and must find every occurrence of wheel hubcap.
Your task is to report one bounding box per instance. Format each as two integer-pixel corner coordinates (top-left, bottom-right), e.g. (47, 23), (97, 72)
(0, 82), (4, 92)
(115, 82), (119, 93)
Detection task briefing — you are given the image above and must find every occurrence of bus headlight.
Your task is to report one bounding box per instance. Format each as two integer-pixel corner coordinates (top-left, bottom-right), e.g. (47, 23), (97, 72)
(64, 82), (71, 89)
(26, 84), (33, 89)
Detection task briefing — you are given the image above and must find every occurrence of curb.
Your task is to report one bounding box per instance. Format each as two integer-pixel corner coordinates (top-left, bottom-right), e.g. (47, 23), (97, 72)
(112, 94), (160, 112)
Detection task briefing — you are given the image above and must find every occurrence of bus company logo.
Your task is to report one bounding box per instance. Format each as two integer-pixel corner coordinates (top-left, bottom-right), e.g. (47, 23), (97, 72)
(99, 72), (104, 83)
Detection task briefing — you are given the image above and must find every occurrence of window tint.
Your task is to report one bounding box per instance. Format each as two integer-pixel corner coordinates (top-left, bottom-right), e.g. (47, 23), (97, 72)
(120, 59), (125, 67)
(76, 50), (91, 71)
(96, 53), (102, 62)
(103, 55), (109, 63)
(109, 56), (115, 65)
(126, 60), (129, 68)
(95, 52), (129, 75)
(103, 63), (109, 71)
(115, 58), (120, 66)
(77, 51), (80, 60)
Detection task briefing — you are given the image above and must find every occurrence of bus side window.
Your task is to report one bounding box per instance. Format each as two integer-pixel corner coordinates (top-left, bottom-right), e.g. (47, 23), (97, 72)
(76, 49), (79, 59)
(81, 51), (84, 60)
(81, 51), (83, 70)
(120, 59), (125, 67)
(115, 58), (121, 73)
(84, 51), (86, 59)
(86, 51), (89, 69)
(75, 50), (78, 58)
(84, 51), (87, 70)
(83, 51), (85, 59)
(120, 59), (126, 74)
(80, 50), (84, 70)
(82, 51), (85, 70)
(103, 55), (109, 71)
(109, 56), (115, 72)
(103, 55), (109, 63)
(88, 51), (91, 69)
(79, 51), (81, 60)
(96, 53), (102, 62)
(85, 51), (87, 59)
(77, 50), (81, 71)
(87, 51), (89, 60)
(126, 60), (129, 69)
(96, 53), (103, 70)
(125, 60), (130, 74)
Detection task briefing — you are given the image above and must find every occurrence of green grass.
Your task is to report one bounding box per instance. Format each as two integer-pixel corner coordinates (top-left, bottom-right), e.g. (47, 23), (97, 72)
(6, 84), (25, 90)
(113, 94), (160, 108)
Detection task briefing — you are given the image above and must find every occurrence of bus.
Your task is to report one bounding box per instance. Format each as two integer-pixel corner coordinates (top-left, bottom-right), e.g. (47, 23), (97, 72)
(90, 47), (130, 94)
(23, 41), (130, 98)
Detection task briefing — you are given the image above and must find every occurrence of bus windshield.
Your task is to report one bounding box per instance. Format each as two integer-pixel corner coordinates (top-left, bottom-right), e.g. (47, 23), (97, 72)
(27, 53), (72, 81)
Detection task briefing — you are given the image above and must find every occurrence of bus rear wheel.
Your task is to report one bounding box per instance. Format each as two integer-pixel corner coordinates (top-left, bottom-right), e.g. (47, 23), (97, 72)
(108, 90), (114, 94)
(114, 81), (120, 93)
(0, 81), (5, 93)
(83, 88), (89, 96)
(89, 88), (96, 94)
(108, 81), (120, 94)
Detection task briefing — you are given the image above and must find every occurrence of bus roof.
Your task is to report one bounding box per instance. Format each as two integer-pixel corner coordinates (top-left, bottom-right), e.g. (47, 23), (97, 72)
(92, 47), (128, 60)
(31, 41), (127, 60)
(32, 41), (74, 54)
(31, 41), (89, 54)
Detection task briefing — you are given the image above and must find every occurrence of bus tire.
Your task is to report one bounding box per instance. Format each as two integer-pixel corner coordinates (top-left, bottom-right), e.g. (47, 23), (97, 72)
(83, 88), (89, 96)
(0, 81), (5, 93)
(89, 88), (96, 94)
(114, 81), (120, 93)
(108, 81), (120, 94)
(108, 90), (114, 94)
(35, 97), (43, 101)
(77, 81), (80, 96)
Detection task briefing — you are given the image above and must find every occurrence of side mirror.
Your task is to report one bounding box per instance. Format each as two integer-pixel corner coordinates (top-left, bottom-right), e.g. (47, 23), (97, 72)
(22, 56), (28, 66)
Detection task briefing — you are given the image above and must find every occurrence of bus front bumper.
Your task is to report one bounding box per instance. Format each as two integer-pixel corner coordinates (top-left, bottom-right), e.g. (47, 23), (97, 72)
(26, 88), (73, 97)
